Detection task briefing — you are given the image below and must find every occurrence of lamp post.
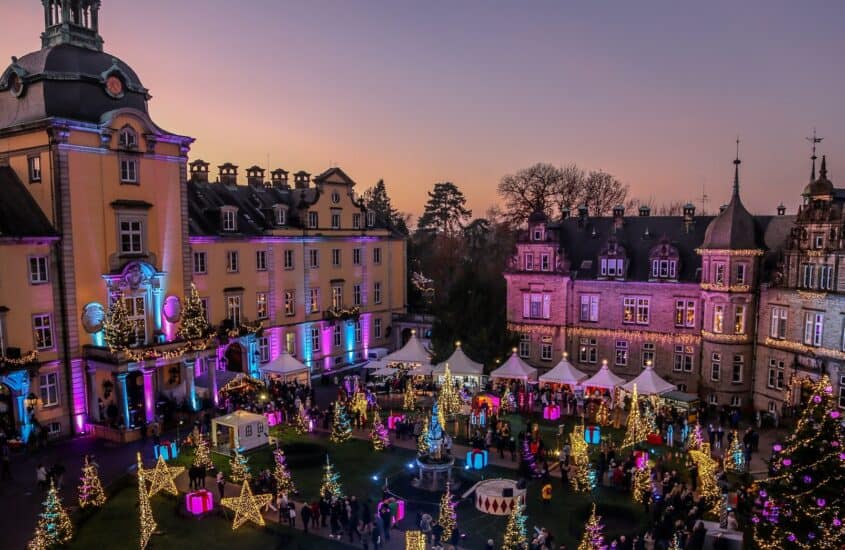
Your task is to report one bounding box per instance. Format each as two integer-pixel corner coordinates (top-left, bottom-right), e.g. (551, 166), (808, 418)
(25, 393), (38, 414)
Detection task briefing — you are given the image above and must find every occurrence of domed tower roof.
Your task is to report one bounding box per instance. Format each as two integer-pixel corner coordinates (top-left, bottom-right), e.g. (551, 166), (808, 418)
(700, 152), (763, 251)
(0, 1), (149, 129)
(802, 155), (834, 197)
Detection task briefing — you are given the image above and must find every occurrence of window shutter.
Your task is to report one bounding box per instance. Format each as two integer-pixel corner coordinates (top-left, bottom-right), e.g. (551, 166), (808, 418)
(542, 294), (551, 319)
(523, 294), (530, 318)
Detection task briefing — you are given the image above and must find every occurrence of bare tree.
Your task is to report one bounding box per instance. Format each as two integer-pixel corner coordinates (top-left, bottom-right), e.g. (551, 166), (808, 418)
(582, 170), (629, 216)
(550, 163), (585, 219)
(657, 201), (686, 216)
(497, 163), (565, 226)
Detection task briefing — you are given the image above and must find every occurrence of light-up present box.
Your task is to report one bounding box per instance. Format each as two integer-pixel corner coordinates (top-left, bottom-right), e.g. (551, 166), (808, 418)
(466, 448), (489, 470)
(185, 489), (214, 515)
(543, 405), (561, 420)
(584, 425), (601, 445)
(378, 498), (405, 525)
(154, 440), (178, 460)
(265, 411), (283, 427)
(387, 414), (405, 431)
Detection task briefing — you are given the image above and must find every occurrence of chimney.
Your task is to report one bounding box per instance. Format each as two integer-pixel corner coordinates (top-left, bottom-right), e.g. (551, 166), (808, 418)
(189, 159), (209, 183)
(639, 205), (651, 217)
(577, 204), (588, 227)
(246, 165), (265, 188)
(683, 202), (695, 232)
(271, 168), (289, 189)
(777, 203), (786, 216)
(218, 163), (238, 185)
(612, 204), (624, 229)
(294, 170), (310, 189)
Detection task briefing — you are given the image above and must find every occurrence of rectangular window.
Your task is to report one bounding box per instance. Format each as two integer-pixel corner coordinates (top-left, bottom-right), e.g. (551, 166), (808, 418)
(285, 332), (296, 355)
(659, 259), (669, 278)
(332, 286), (343, 309)
(39, 372), (59, 407)
(623, 297), (649, 325)
(615, 340), (628, 367)
(311, 327), (321, 352)
(333, 324), (342, 348)
(352, 213), (361, 229)
(731, 354), (743, 383)
(353, 284), (362, 306)
(200, 298), (210, 322)
(121, 295), (147, 346)
(255, 250), (267, 271)
(367, 211), (376, 227)
(226, 250), (239, 273)
(674, 300), (695, 328)
(525, 254), (534, 271)
(713, 304), (724, 333)
(770, 306), (788, 339)
(374, 317), (382, 339)
(258, 336), (270, 363)
(711, 352), (721, 382)
(29, 256), (49, 284)
(524, 293), (551, 320)
(802, 264), (815, 289)
(119, 218), (143, 254)
(275, 207), (286, 226)
(120, 158), (137, 183)
(637, 298), (649, 324)
(355, 321), (361, 343)
(256, 292), (268, 319)
(283, 249), (294, 269)
(714, 263), (725, 285)
(308, 249), (319, 268)
(33, 314), (53, 350)
(353, 248), (362, 265)
(814, 234), (824, 249)
(804, 311), (824, 346)
(734, 304), (746, 334)
(673, 345), (694, 372)
(226, 295), (241, 326)
(331, 211), (341, 229)
(222, 209), (237, 231)
(541, 254), (550, 271)
(332, 249), (341, 267)
(540, 343), (553, 361)
(373, 247), (382, 264)
(28, 155), (42, 182)
(373, 282), (382, 304)
(308, 288), (320, 313)
(668, 260), (676, 279)
(819, 265), (834, 290)
(579, 337), (597, 364)
(308, 211), (318, 228)
(193, 251), (207, 274)
(519, 333), (530, 358)
(641, 342), (655, 368)
(580, 295), (599, 322)
(736, 264), (747, 285)
(730, 396), (742, 407)
(839, 375), (845, 409)
(284, 291), (295, 316)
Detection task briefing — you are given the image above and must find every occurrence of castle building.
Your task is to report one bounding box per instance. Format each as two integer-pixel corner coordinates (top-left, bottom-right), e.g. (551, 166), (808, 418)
(0, 1), (406, 442)
(506, 153), (844, 414)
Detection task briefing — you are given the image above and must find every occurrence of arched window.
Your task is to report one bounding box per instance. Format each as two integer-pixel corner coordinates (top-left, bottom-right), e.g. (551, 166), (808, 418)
(118, 126), (138, 149)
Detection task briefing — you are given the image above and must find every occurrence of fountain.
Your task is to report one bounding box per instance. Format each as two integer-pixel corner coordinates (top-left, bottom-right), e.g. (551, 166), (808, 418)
(413, 399), (456, 491)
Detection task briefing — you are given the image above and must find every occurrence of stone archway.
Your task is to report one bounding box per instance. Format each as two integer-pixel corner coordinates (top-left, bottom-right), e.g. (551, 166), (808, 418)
(225, 342), (245, 373)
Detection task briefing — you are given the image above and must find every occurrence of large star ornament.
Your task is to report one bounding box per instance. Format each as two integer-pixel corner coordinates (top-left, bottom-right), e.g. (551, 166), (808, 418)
(141, 454), (185, 497)
(221, 480), (273, 530)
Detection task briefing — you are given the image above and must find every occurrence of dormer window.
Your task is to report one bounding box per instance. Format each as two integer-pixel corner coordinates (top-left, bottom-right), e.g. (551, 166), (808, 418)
(532, 227), (544, 241)
(648, 238), (680, 281)
(273, 205), (287, 226)
(221, 207), (238, 232)
(651, 259), (677, 279)
(600, 257), (624, 277)
(118, 127), (137, 149)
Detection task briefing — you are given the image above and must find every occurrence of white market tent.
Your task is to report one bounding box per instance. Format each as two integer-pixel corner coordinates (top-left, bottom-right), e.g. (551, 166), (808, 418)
(538, 354), (588, 387)
(382, 330), (432, 372)
(621, 365), (676, 396)
(211, 410), (270, 453)
(259, 350), (310, 385)
(490, 350), (538, 382)
(432, 342), (485, 385)
(582, 363), (627, 391)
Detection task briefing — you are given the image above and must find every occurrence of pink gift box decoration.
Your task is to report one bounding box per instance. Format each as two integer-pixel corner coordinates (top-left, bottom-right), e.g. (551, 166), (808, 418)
(543, 405), (561, 420)
(583, 425), (601, 445)
(186, 489), (214, 515)
(378, 499), (405, 525)
(465, 448), (489, 470)
(265, 411), (283, 427)
(387, 414), (405, 431)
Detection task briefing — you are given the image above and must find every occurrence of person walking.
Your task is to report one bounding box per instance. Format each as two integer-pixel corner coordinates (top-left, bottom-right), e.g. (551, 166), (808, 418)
(216, 471), (225, 500)
(287, 502), (296, 527)
(36, 464), (48, 491)
(300, 503), (312, 533)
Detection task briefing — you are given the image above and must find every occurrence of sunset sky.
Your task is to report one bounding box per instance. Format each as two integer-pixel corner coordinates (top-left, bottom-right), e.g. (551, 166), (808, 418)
(4, 1), (844, 222)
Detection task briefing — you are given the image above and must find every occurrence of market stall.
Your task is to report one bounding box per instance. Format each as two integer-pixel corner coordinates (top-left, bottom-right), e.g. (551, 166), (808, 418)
(538, 353), (588, 388)
(258, 350), (310, 385)
(621, 365), (676, 396)
(581, 362), (627, 397)
(211, 410), (270, 453)
(489, 350), (538, 383)
(432, 341), (485, 387)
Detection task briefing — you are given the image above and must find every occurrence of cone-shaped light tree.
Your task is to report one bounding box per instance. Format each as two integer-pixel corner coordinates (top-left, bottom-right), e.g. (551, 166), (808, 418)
(273, 449), (296, 497)
(723, 431), (745, 473)
(417, 416), (430, 455)
(193, 433), (214, 469)
(178, 283), (209, 341)
(403, 379), (417, 411)
(330, 400), (353, 443)
(621, 384), (648, 450)
(230, 450), (251, 483)
(370, 409), (390, 451)
(502, 498), (528, 550)
(28, 482), (73, 550)
(577, 503), (606, 550)
(320, 455), (344, 499)
(103, 293), (134, 351)
(569, 422), (591, 492)
(78, 456), (107, 509)
(439, 364), (463, 418)
(438, 482), (457, 542)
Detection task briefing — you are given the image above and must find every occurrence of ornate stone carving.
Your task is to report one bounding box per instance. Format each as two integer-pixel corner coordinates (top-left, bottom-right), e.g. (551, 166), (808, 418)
(162, 295), (182, 323)
(81, 302), (106, 334)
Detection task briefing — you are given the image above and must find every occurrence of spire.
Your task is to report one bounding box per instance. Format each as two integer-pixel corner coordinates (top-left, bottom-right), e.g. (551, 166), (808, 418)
(820, 155), (827, 179)
(806, 129), (823, 181)
(732, 138), (741, 198)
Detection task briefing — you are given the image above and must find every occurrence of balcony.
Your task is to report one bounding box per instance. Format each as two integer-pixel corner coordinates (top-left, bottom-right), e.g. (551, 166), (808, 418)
(323, 306), (361, 322)
(83, 338), (214, 366)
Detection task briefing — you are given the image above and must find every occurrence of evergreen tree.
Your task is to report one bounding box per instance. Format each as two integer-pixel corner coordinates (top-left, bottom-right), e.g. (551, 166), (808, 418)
(320, 455), (344, 499)
(136, 454), (156, 550)
(752, 376), (845, 550)
(724, 431), (745, 473)
(292, 402), (309, 434)
(78, 456), (106, 509)
(688, 444), (719, 511)
(103, 294), (134, 351)
(273, 449), (296, 497)
(438, 483), (457, 542)
(502, 498), (528, 550)
(330, 400), (352, 444)
(621, 385), (648, 450)
(417, 182), (472, 235)
(28, 482), (73, 550)
(417, 416), (430, 455)
(686, 422), (704, 451)
(369, 409), (390, 451)
(192, 433), (214, 470)
(438, 364), (463, 418)
(179, 283), (209, 341)
(632, 464), (651, 504)
(229, 450), (251, 483)
(569, 422), (591, 492)
(403, 379), (417, 411)
(595, 401), (610, 426)
(577, 503), (606, 550)
(362, 179), (409, 235)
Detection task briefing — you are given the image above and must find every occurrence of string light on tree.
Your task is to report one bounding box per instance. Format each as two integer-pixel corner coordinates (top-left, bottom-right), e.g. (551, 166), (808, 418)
(569, 421), (591, 492)
(688, 443), (719, 511)
(330, 400), (352, 444)
(229, 450), (251, 483)
(595, 401), (610, 427)
(403, 379), (417, 411)
(192, 433), (214, 470)
(370, 409), (390, 451)
(140, 454), (184, 497)
(724, 431), (745, 473)
(103, 293), (135, 351)
(405, 531), (426, 550)
(178, 283), (210, 341)
(439, 363), (463, 418)
(502, 497), (528, 550)
(220, 480), (273, 530)
(78, 455), (107, 509)
(417, 416), (430, 455)
(686, 422), (704, 451)
(136, 453), (156, 550)
(577, 503), (606, 550)
(292, 402), (309, 434)
(27, 481), (73, 550)
(621, 384), (648, 449)
(320, 454), (345, 499)
(273, 449), (296, 497)
(438, 482), (457, 542)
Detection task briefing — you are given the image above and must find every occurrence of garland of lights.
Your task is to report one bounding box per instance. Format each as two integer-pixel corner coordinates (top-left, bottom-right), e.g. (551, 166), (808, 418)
(27, 481), (73, 550)
(796, 290), (828, 301)
(220, 480), (273, 530)
(140, 454), (184, 497)
(226, 320), (263, 339)
(765, 337), (845, 362)
(78, 455), (107, 509)
(0, 350), (38, 367)
(324, 306), (361, 320)
(577, 503), (605, 550)
(506, 322), (558, 337)
(136, 453), (156, 550)
(570, 326), (701, 346)
(701, 330), (751, 344)
(699, 282), (751, 292)
(695, 248), (764, 256)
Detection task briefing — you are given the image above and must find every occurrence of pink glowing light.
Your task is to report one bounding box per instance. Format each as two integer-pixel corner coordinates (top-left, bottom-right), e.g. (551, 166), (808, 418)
(186, 490), (214, 515)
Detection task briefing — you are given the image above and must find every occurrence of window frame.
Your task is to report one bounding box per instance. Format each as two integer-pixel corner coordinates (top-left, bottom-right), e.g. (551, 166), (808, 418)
(283, 249), (294, 270)
(284, 290), (295, 316)
(308, 249), (319, 269)
(308, 211), (318, 229)
(258, 335), (270, 363)
(226, 250), (239, 273)
(374, 317), (382, 339)
(119, 156), (138, 184)
(255, 250), (267, 271)
(353, 248), (362, 265)
(332, 248), (341, 267)
(39, 372), (59, 407)
(256, 292), (268, 320)
(193, 251), (207, 274)
(615, 340), (628, 367)
(118, 216), (144, 255)
(373, 247), (382, 264)
(226, 294), (242, 326)
(770, 306), (788, 339)
(374, 282), (382, 304)
(580, 295), (599, 322)
(32, 313), (54, 350)
(519, 333), (530, 358)
(29, 256), (49, 284)
(28, 154), (42, 182)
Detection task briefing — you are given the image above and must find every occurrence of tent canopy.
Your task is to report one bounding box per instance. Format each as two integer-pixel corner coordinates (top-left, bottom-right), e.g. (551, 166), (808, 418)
(212, 410), (266, 430)
(582, 364), (627, 390)
(621, 366), (676, 396)
(538, 355), (588, 386)
(433, 343), (484, 377)
(382, 330), (431, 366)
(490, 351), (538, 381)
(259, 351), (310, 384)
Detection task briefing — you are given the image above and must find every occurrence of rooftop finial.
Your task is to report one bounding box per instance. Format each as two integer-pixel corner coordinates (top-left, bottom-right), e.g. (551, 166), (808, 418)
(806, 128), (823, 181)
(732, 137), (741, 198)
(820, 155), (827, 179)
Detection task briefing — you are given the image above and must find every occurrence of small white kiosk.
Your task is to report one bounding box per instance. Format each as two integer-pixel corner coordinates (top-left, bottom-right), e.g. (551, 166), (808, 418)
(211, 410), (270, 454)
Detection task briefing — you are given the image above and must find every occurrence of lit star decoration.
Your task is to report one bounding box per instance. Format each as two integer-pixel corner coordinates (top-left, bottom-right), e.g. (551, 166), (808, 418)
(141, 453), (184, 497)
(27, 481), (73, 550)
(136, 453), (156, 550)
(78, 455), (107, 508)
(577, 503), (606, 550)
(220, 480), (273, 530)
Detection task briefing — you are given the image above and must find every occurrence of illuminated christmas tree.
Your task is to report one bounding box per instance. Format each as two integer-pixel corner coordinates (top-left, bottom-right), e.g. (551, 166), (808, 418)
(438, 482), (457, 541)
(688, 443), (719, 511)
(595, 401), (610, 426)
(350, 391), (369, 425)
(28, 481), (73, 550)
(621, 384), (647, 449)
(273, 449), (296, 497)
(723, 431), (745, 473)
(330, 400), (352, 444)
(320, 454), (344, 499)
(569, 422), (591, 492)
(439, 364), (463, 417)
(417, 416), (430, 455)
(192, 433), (214, 470)
(229, 449), (251, 483)
(136, 453), (156, 550)
(103, 293), (134, 351)
(78, 456), (106, 509)
(500, 386), (514, 414)
(686, 422), (704, 451)
(403, 379), (417, 411)
(502, 498), (528, 550)
(753, 376), (845, 550)
(370, 409), (390, 451)
(668, 533), (683, 550)
(577, 503), (606, 550)
(292, 402), (309, 434)
(179, 283), (209, 341)
(632, 463), (651, 503)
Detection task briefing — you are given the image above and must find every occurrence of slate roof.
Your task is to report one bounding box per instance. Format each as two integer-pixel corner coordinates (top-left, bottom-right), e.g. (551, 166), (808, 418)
(0, 166), (56, 238)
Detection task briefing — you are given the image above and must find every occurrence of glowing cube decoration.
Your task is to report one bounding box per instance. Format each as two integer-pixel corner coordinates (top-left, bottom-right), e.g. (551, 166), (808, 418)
(186, 489), (214, 515)
(154, 441), (178, 461)
(378, 499), (405, 525)
(584, 425), (601, 445)
(265, 411), (283, 427)
(387, 414), (406, 431)
(543, 405), (561, 420)
(465, 448), (489, 470)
